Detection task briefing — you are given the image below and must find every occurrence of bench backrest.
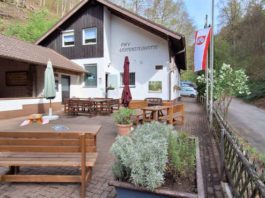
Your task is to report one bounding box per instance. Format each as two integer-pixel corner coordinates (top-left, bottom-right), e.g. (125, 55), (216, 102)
(129, 101), (147, 109)
(0, 132), (96, 153)
(144, 98), (163, 106)
(173, 104), (184, 114)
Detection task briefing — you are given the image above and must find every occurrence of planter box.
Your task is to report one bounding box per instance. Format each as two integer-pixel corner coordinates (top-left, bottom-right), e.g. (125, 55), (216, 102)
(109, 138), (204, 198)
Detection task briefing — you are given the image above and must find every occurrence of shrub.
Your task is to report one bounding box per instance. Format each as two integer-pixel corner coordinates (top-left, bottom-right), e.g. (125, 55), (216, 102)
(112, 108), (134, 125)
(168, 132), (196, 180)
(240, 80), (265, 101)
(111, 122), (172, 190)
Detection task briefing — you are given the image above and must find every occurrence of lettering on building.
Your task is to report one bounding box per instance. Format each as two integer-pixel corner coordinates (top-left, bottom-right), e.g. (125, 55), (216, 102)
(119, 42), (158, 52)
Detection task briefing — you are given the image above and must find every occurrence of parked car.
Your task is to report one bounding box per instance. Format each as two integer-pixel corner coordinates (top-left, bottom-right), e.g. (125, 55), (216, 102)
(181, 81), (197, 89)
(180, 86), (198, 97)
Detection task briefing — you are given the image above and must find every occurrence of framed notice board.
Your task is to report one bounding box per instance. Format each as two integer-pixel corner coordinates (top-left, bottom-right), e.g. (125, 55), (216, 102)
(6, 71), (29, 86)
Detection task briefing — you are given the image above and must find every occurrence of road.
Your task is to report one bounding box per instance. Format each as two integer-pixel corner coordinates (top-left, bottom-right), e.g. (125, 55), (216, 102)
(227, 98), (265, 153)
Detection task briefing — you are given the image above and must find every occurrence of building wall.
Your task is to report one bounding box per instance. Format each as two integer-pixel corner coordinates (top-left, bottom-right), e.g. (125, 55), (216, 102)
(69, 8), (112, 98)
(40, 3), (104, 59)
(0, 59), (30, 98)
(69, 10), (181, 100)
(108, 15), (171, 100)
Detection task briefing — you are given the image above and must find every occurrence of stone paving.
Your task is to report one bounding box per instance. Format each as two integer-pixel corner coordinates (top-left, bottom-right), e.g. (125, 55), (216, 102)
(0, 98), (224, 198)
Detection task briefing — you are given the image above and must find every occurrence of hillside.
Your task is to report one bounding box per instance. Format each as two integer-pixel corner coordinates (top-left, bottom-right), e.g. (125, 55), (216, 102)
(0, 0), (81, 42)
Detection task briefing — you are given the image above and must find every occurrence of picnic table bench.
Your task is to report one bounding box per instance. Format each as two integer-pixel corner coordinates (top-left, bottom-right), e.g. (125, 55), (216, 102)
(159, 104), (184, 125)
(0, 127), (100, 198)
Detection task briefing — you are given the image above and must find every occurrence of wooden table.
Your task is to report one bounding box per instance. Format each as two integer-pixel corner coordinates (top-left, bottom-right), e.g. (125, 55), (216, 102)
(14, 123), (101, 136)
(141, 106), (171, 123)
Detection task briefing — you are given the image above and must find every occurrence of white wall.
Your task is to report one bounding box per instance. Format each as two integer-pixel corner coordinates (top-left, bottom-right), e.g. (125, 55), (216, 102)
(170, 70), (181, 99)
(109, 15), (171, 100)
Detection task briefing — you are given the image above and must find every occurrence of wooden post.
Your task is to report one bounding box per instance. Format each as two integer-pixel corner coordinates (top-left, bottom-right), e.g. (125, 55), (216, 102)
(80, 134), (86, 198)
(220, 128), (225, 180)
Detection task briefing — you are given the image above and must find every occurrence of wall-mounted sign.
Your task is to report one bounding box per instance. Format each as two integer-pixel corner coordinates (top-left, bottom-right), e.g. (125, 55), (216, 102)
(6, 71), (28, 86)
(149, 81), (162, 93)
(120, 42), (158, 53)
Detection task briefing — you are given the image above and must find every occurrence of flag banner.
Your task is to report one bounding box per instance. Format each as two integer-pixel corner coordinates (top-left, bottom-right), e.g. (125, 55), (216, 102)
(194, 27), (212, 72)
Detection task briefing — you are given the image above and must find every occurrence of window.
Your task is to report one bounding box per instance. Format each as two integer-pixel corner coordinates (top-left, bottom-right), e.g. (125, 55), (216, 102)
(62, 30), (75, 47)
(83, 27), (97, 45)
(120, 72), (135, 86)
(84, 64), (97, 87)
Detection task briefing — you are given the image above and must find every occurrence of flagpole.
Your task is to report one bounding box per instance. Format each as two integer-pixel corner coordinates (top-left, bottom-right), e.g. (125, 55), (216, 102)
(205, 15), (209, 114)
(209, 0), (215, 126)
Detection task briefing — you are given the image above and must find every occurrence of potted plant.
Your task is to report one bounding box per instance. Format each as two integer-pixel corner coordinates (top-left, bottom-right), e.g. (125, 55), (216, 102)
(109, 122), (204, 197)
(113, 108), (134, 136)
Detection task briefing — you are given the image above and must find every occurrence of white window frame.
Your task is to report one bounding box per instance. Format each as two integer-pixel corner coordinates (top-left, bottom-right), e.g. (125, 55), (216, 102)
(62, 30), (75, 47)
(82, 27), (97, 45)
(84, 64), (98, 88)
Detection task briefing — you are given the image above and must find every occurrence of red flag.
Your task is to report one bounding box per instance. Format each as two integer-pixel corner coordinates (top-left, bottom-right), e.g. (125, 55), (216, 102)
(194, 27), (212, 72)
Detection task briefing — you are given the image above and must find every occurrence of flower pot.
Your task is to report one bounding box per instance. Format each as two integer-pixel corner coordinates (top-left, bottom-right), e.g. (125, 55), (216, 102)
(116, 124), (132, 136)
(109, 138), (204, 198)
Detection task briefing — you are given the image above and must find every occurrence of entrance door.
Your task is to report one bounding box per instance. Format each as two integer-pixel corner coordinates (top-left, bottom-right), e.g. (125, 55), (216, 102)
(61, 75), (70, 104)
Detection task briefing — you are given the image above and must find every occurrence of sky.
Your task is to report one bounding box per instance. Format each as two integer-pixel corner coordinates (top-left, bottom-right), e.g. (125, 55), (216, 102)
(184, 0), (220, 31)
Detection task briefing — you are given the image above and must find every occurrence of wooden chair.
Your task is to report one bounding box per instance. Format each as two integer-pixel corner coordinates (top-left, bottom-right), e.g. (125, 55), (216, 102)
(159, 104), (185, 125)
(0, 131), (98, 198)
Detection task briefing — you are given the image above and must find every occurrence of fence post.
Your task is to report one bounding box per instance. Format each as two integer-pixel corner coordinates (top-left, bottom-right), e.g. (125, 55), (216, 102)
(220, 128), (226, 180)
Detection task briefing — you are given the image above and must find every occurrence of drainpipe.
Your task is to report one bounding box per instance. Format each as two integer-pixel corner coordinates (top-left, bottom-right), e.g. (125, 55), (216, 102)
(168, 70), (172, 101)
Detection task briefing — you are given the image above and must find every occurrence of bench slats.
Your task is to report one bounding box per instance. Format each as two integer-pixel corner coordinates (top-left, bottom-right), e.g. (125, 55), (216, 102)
(1, 175), (81, 183)
(0, 146), (96, 153)
(0, 153), (97, 167)
(0, 132), (83, 139)
(0, 139), (95, 146)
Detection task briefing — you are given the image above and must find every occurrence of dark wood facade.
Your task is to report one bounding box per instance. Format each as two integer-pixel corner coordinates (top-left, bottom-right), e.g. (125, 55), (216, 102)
(40, 2), (104, 59)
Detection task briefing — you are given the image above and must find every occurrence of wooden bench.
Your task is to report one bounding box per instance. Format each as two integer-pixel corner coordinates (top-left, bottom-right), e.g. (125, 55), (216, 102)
(159, 104), (185, 125)
(129, 101), (148, 125)
(0, 131), (98, 198)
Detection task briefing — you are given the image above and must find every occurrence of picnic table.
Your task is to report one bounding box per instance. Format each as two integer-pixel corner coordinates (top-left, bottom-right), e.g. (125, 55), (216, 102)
(141, 106), (171, 123)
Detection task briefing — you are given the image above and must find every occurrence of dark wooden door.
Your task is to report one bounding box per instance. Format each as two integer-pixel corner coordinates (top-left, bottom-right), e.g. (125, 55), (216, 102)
(61, 75), (70, 104)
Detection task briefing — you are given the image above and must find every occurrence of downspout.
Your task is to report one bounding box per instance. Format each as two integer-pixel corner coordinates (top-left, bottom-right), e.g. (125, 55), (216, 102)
(167, 37), (172, 101)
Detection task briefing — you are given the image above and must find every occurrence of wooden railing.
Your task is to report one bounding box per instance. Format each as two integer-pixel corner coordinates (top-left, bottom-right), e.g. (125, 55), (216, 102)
(198, 96), (265, 197)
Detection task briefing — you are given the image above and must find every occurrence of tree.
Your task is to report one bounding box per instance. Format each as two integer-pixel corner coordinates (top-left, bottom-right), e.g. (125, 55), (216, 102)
(144, 0), (195, 44)
(4, 9), (58, 42)
(197, 63), (250, 119)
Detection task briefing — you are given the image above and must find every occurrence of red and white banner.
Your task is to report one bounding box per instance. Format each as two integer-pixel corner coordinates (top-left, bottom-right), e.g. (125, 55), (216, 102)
(194, 27), (212, 72)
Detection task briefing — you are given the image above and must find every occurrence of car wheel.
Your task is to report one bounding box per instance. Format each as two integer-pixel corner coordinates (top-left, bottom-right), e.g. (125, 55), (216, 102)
(190, 94), (195, 98)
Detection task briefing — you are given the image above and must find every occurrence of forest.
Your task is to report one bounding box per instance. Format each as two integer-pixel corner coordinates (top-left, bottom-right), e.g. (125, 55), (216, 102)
(0, 0), (264, 105)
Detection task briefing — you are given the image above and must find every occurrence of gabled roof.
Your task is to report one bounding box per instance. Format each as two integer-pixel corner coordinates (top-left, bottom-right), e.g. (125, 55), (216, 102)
(0, 34), (85, 73)
(35, 0), (186, 70)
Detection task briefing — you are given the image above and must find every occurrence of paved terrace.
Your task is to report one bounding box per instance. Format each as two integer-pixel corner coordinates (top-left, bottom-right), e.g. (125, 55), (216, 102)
(0, 98), (223, 198)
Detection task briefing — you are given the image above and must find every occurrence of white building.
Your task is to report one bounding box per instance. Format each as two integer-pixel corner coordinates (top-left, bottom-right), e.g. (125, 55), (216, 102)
(36, 0), (186, 101)
(0, 0), (186, 119)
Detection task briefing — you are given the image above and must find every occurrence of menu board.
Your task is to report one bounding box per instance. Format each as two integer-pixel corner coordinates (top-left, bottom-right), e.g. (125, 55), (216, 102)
(6, 71), (28, 86)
